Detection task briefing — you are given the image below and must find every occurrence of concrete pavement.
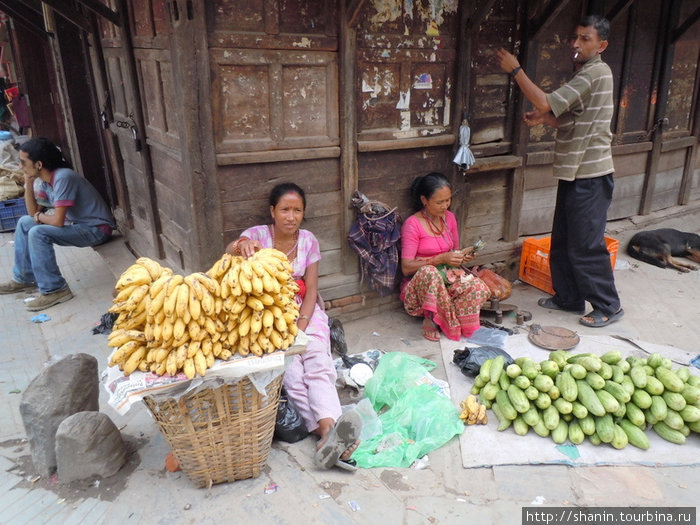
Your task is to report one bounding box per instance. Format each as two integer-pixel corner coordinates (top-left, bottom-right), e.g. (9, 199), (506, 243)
(0, 204), (698, 525)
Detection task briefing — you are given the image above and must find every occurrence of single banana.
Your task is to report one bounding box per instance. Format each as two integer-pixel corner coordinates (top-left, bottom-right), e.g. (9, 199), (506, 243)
(284, 331), (295, 348)
(238, 335), (250, 354)
(187, 340), (201, 359)
(261, 273), (280, 294)
(175, 283), (190, 319)
(114, 282), (140, 304)
(191, 272), (219, 296)
(206, 253), (232, 280)
(125, 284), (150, 311)
(273, 315), (287, 333)
(239, 272), (252, 294)
(203, 317), (218, 337)
(254, 248), (287, 261)
(269, 330), (284, 350)
(107, 329), (146, 347)
(257, 332), (272, 353)
(175, 344), (188, 369)
(165, 349), (178, 376)
(238, 315), (251, 337)
(155, 347), (170, 363)
(194, 349), (207, 376)
(109, 340), (142, 367)
(466, 395), (479, 414)
(135, 257), (164, 281)
(149, 272), (172, 300)
(173, 317), (187, 340)
(123, 346), (147, 375)
(227, 329), (239, 348)
(183, 357), (196, 379)
(115, 264), (151, 290)
(161, 317), (174, 342)
(200, 290), (215, 316)
(262, 309), (274, 329)
(187, 320), (201, 341)
(188, 287), (201, 321)
(108, 301), (128, 314)
(154, 361), (167, 376)
(249, 341), (263, 357)
(246, 296), (264, 312)
(251, 275), (264, 296)
(225, 265), (240, 290)
(220, 277), (231, 299)
(163, 289), (178, 318)
(249, 312), (263, 338)
(201, 338), (213, 357)
(185, 275), (204, 301)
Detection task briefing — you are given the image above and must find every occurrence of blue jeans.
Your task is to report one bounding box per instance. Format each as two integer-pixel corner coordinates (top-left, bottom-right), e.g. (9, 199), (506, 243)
(12, 215), (110, 294)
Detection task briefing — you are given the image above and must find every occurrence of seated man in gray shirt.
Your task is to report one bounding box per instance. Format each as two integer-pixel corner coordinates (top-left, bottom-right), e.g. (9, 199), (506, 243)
(0, 137), (115, 311)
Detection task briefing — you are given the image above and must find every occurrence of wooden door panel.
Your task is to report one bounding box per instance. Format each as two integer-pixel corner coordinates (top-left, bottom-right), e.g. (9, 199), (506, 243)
(211, 49), (339, 153)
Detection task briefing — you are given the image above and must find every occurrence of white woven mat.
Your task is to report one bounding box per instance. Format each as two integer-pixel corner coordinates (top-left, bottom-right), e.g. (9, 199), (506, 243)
(441, 332), (700, 468)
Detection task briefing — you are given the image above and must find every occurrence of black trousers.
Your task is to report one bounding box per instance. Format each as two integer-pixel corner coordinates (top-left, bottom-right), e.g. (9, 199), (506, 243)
(550, 174), (621, 315)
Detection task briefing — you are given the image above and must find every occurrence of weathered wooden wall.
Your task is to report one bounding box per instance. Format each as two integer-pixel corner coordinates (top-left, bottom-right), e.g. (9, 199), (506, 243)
(85, 0), (699, 317)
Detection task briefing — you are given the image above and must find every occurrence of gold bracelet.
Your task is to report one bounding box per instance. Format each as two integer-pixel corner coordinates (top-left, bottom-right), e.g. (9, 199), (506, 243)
(299, 314), (310, 320)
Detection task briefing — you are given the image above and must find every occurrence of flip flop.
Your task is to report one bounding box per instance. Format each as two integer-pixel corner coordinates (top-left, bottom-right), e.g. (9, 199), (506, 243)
(579, 308), (624, 328)
(334, 458), (358, 472)
(314, 410), (362, 470)
(537, 297), (585, 315)
(422, 319), (441, 342)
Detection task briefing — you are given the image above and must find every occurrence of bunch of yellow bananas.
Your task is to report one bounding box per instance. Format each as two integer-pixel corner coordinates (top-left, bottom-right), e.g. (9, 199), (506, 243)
(459, 395), (488, 425)
(206, 248), (299, 358)
(109, 257), (170, 332)
(107, 250), (299, 379)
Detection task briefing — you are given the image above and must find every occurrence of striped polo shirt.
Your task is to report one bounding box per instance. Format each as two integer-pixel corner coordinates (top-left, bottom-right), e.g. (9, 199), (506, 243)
(546, 54), (615, 181)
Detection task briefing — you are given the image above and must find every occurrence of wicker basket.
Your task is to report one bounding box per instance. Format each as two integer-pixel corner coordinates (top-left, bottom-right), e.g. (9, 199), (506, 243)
(143, 374), (284, 487)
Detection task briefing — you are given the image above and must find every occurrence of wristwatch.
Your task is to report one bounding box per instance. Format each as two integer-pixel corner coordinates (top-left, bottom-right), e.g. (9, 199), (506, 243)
(33, 211), (41, 223)
(511, 66), (522, 77)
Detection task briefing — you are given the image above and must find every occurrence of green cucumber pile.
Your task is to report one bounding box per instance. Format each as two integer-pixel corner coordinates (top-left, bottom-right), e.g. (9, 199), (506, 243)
(471, 350), (700, 449)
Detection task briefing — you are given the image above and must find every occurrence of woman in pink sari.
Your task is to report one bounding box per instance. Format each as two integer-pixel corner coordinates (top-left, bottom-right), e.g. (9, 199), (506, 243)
(400, 173), (491, 341)
(226, 183), (361, 471)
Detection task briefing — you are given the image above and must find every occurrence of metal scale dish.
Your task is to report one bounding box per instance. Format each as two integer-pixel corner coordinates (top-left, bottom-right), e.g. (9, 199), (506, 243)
(527, 323), (580, 351)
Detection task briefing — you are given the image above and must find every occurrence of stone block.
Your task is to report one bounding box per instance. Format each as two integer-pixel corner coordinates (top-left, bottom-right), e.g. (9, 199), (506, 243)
(56, 411), (127, 483)
(19, 353), (99, 475)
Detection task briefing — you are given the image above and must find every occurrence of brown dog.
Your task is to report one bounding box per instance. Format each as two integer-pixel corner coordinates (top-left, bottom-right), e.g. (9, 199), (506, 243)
(627, 228), (700, 272)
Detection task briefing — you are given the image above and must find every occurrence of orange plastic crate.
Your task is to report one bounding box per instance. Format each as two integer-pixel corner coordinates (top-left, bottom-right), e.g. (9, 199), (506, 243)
(518, 236), (619, 295)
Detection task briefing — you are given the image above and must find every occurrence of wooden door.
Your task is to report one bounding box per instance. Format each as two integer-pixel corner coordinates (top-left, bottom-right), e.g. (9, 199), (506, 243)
(97, 0), (162, 259)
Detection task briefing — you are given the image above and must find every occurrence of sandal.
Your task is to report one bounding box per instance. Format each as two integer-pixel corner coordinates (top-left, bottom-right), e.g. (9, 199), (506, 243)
(334, 458), (358, 472)
(579, 308), (624, 328)
(537, 297), (585, 315)
(422, 318), (441, 342)
(314, 410), (363, 470)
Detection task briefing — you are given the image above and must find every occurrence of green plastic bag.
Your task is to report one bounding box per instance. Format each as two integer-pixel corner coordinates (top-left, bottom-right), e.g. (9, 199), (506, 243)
(353, 352), (464, 468)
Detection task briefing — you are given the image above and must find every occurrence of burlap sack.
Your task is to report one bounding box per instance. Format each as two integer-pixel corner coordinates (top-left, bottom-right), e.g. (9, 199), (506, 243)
(0, 175), (23, 200)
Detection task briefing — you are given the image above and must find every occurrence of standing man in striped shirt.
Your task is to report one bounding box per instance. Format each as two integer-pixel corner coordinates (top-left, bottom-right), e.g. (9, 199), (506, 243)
(497, 15), (623, 327)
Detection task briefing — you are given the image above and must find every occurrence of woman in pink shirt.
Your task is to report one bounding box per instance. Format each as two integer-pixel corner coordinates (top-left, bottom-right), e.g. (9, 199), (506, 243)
(400, 173), (490, 341)
(227, 183), (361, 471)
